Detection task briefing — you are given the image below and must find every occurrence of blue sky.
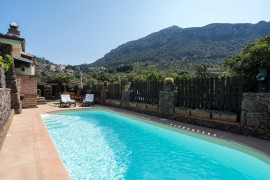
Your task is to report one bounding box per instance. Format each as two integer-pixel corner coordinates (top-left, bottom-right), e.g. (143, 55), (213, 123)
(0, 0), (270, 65)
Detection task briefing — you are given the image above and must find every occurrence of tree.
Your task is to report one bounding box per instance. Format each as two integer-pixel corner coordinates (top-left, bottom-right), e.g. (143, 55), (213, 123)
(146, 71), (164, 81)
(84, 77), (97, 86)
(194, 64), (208, 78)
(47, 74), (75, 97)
(133, 75), (146, 82)
(224, 34), (270, 77)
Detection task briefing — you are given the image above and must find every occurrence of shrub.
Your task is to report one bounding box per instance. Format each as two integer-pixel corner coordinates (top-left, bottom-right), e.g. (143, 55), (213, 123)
(0, 55), (13, 71)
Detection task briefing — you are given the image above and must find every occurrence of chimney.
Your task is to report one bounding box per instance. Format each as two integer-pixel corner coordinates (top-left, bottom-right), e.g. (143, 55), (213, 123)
(7, 22), (20, 37)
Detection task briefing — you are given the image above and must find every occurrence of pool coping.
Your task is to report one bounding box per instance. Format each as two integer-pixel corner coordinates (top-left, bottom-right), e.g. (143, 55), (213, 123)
(1, 103), (270, 179)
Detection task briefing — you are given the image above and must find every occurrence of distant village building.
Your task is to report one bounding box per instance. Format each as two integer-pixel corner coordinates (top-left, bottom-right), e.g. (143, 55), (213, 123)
(49, 64), (57, 71)
(49, 64), (66, 72)
(0, 22), (38, 108)
(55, 65), (66, 72)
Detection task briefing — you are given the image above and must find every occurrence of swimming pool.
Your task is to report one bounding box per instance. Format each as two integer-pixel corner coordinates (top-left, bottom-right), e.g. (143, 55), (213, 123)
(42, 109), (270, 179)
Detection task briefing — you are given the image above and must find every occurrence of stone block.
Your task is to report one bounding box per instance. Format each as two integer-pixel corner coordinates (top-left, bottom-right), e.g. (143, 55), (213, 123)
(246, 118), (261, 127)
(257, 128), (266, 135)
(202, 120), (217, 128)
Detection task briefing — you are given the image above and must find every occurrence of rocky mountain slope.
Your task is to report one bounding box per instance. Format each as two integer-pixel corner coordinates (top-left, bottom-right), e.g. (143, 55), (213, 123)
(93, 21), (270, 68)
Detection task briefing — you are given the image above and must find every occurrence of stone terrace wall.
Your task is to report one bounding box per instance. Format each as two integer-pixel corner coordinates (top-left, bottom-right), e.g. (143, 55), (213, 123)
(241, 93), (270, 140)
(0, 88), (11, 128)
(0, 67), (11, 121)
(5, 63), (22, 114)
(0, 67), (13, 148)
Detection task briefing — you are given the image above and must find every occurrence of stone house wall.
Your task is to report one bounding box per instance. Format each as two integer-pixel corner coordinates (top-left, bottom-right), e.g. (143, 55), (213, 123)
(16, 75), (37, 95)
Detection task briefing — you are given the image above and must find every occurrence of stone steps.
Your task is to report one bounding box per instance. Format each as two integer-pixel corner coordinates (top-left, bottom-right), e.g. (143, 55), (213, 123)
(22, 95), (38, 109)
(37, 97), (46, 105)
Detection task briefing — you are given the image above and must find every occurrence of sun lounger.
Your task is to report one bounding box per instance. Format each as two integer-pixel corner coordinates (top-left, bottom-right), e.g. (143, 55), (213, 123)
(81, 94), (94, 106)
(60, 94), (76, 107)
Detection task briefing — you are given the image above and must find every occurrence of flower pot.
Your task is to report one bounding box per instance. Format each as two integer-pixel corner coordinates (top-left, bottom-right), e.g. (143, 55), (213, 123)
(175, 108), (191, 116)
(115, 100), (121, 105)
(212, 113), (238, 122)
(147, 104), (158, 111)
(110, 100), (117, 105)
(191, 109), (210, 118)
(137, 103), (146, 109)
(129, 102), (137, 108)
(105, 99), (112, 104)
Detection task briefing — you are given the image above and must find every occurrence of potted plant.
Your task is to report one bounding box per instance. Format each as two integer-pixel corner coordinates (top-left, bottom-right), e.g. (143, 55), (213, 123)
(175, 106), (191, 116)
(164, 78), (174, 92)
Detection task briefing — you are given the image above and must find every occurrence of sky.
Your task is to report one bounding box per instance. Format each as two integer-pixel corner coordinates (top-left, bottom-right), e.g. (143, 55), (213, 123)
(0, 0), (270, 65)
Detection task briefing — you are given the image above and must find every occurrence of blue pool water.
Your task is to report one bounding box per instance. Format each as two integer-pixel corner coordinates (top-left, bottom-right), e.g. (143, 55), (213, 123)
(42, 109), (270, 179)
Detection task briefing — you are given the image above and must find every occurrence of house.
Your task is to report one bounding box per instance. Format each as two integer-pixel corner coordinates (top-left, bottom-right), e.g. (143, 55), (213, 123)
(0, 22), (39, 108)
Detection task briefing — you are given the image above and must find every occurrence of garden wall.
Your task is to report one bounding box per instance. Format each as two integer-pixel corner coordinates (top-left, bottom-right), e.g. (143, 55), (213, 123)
(241, 93), (270, 140)
(95, 87), (270, 141)
(0, 67), (14, 149)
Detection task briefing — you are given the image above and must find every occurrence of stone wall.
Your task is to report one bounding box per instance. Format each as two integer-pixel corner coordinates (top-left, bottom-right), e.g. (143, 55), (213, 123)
(159, 91), (176, 115)
(0, 88), (11, 129)
(241, 93), (270, 140)
(0, 67), (13, 149)
(94, 89), (270, 141)
(121, 91), (132, 106)
(0, 67), (11, 122)
(0, 67), (6, 88)
(5, 62), (22, 114)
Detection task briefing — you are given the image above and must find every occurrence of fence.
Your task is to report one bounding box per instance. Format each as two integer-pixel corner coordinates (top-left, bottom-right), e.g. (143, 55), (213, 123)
(108, 83), (124, 100)
(92, 84), (103, 98)
(176, 77), (243, 112)
(131, 81), (163, 104)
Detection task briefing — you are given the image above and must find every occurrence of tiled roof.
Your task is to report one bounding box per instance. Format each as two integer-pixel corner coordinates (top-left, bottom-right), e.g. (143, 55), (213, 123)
(12, 55), (33, 64)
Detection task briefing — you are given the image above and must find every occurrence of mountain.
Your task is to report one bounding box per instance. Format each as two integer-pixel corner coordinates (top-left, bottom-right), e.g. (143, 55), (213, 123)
(93, 21), (270, 68)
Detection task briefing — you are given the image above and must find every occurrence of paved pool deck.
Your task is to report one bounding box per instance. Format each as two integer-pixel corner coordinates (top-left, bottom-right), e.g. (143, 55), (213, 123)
(0, 103), (270, 179)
